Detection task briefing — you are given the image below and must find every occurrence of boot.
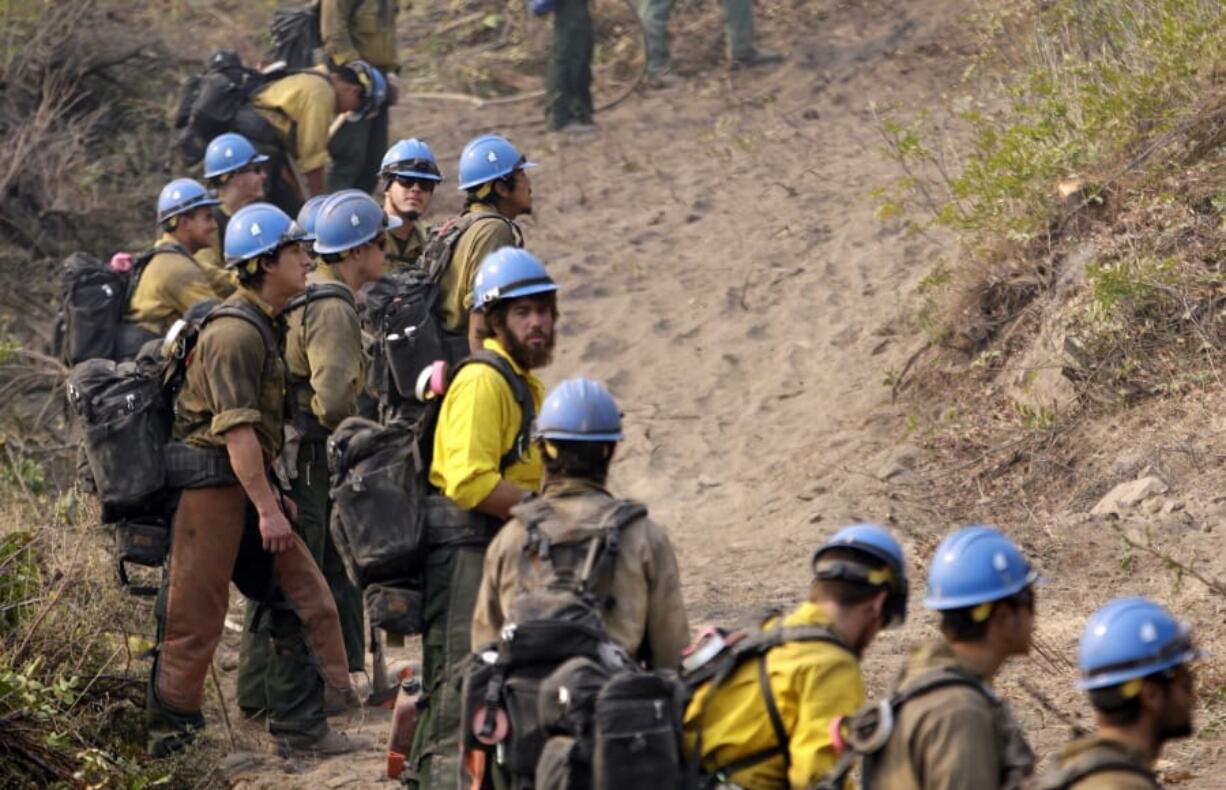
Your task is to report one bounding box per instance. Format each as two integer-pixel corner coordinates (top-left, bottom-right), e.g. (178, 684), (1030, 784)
(277, 729), (373, 758)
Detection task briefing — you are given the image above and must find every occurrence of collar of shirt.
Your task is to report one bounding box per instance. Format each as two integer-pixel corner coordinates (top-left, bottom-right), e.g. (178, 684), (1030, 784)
(481, 337), (530, 378)
(464, 200), (501, 217)
(905, 638), (990, 682)
(236, 286), (279, 320)
(1058, 736), (1153, 769)
(309, 262), (349, 289)
(542, 477), (612, 498)
(156, 231), (186, 250)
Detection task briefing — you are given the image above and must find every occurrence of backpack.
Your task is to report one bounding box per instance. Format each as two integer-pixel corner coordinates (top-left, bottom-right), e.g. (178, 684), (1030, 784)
(67, 299), (279, 592)
(460, 499), (648, 789)
(367, 213), (521, 413)
(1033, 750), (1157, 790)
(173, 51), (284, 166)
(268, 1), (322, 70)
(819, 665), (1035, 790)
(58, 243), (191, 365)
(284, 281), (358, 437)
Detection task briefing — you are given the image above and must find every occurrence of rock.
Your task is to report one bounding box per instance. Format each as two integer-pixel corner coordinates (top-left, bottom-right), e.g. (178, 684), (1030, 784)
(1110, 450), (1147, 478)
(697, 474), (721, 489)
(877, 443), (921, 481)
(1141, 497), (1163, 515)
(326, 774), (359, 788)
(219, 655), (239, 672)
(1090, 477), (1170, 516)
(1161, 500), (1184, 515)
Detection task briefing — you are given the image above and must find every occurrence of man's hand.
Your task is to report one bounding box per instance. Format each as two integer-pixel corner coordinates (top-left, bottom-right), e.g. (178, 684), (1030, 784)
(259, 506), (296, 554)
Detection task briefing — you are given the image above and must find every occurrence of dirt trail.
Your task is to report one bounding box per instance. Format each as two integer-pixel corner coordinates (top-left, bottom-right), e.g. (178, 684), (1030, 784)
(222, 0), (993, 785)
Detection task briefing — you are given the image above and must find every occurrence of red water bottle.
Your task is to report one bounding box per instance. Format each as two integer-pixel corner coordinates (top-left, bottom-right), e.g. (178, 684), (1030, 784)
(386, 674), (423, 779)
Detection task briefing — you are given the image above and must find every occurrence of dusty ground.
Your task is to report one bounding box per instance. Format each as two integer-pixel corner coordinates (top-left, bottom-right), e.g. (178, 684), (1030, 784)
(210, 0), (1226, 786)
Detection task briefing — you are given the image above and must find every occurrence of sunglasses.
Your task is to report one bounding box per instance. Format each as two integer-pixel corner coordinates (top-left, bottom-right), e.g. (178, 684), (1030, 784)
(393, 175), (436, 192)
(235, 163), (264, 176)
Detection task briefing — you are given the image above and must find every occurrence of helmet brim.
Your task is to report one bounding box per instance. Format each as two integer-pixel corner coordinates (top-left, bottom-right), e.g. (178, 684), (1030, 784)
(474, 282), (558, 312)
(536, 430), (624, 442)
(1078, 644), (1203, 690)
(923, 569), (1040, 611)
(387, 168), (443, 182)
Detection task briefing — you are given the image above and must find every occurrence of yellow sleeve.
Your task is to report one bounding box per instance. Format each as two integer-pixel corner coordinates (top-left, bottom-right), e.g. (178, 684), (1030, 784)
(429, 365), (517, 510)
(788, 653), (865, 789)
(289, 76), (336, 172)
(304, 297), (363, 430)
(159, 255), (220, 315)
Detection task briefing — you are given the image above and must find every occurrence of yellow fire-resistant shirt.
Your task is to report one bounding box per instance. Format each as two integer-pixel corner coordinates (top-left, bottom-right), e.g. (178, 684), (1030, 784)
(321, 0), (398, 71)
(284, 265), (363, 431)
(253, 69), (335, 173)
(125, 233), (219, 335)
(438, 204), (521, 333)
(683, 603), (864, 790)
(428, 338), (544, 510)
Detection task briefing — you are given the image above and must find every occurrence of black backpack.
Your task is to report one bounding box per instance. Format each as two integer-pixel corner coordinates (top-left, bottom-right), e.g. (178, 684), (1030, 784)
(366, 212), (521, 414)
(268, 1), (322, 70)
(67, 298), (278, 594)
(460, 499), (649, 789)
(173, 51), (284, 166)
(57, 243), (191, 365)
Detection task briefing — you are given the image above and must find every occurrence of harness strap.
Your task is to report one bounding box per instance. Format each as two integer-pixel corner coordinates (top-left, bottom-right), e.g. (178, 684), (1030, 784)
(126, 242), (194, 303)
(284, 281), (358, 428)
(451, 349), (534, 472)
(425, 212), (520, 282)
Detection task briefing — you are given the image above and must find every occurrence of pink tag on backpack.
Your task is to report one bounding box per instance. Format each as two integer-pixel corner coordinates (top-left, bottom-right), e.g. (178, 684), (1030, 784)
(110, 252), (133, 272)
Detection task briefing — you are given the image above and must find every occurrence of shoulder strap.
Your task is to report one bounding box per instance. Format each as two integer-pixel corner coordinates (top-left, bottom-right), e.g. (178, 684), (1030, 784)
(203, 299), (282, 374)
(425, 212), (521, 282)
(891, 664), (996, 710)
(285, 281), (357, 313)
(1038, 754), (1157, 790)
(452, 349), (534, 472)
(127, 242), (194, 302)
(695, 619), (852, 781)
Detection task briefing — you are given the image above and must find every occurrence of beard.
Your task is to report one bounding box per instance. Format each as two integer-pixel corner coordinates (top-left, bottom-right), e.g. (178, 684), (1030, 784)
(1156, 707), (1194, 741)
(504, 325), (555, 370)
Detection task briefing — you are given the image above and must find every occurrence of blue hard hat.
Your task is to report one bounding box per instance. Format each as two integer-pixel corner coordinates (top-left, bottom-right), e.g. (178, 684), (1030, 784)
(380, 138), (443, 181)
(347, 61), (388, 121)
(203, 133), (269, 180)
(1078, 598), (1200, 690)
(457, 134), (537, 191)
(295, 195), (330, 242)
(157, 178), (220, 224)
(924, 526), (1038, 610)
(312, 190), (402, 256)
(537, 378), (624, 443)
(224, 202), (308, 267)
(813, 524), (909, 627)
(472, 248), (558, 312)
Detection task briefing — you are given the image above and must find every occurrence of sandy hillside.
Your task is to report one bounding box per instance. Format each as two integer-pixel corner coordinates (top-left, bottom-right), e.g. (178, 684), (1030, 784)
(220, 0), (1226, 786)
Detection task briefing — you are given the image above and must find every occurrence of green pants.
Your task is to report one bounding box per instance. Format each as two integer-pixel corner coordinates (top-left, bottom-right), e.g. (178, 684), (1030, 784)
(404, 545), (487, 790)
(639, 0), (755, 71)
(327, 103), (389, 194)
(547, 0), (594, 129)
(236, 440), (365, 714)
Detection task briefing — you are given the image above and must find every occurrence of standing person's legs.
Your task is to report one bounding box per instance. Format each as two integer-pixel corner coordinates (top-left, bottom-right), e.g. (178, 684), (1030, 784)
(405, 546), (486, 790)
(548, 0), (593, 129)
(639, 0), (674, 75)
(146, 485), (248, 756)
(575, 0), (595, 123)
(328, 116), (367, 194)
(720, 0), (756, 62)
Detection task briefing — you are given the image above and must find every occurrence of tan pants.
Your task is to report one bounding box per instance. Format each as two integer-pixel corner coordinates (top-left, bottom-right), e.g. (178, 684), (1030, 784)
(153, 485), (351, 714)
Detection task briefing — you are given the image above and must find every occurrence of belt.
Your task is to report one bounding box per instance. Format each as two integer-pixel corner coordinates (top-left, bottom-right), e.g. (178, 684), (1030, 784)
(424, 494), (502, 548)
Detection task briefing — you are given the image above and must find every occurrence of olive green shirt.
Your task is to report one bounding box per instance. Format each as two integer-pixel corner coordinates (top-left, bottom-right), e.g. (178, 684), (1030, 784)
(438, 203), (521, 333)
(253, 69), (335, 173)
(1055, 737), (1159, 790)
(125, 233), (219, 335)
(866, 639), (1034, 790)
(284, 265), (364, 431)
(195, 205), (238, 297)
(471, 478), (690, 669)
(322, 0), (398, 71)
(385, 219), (428, 272)
(174, 289), (287, 463)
